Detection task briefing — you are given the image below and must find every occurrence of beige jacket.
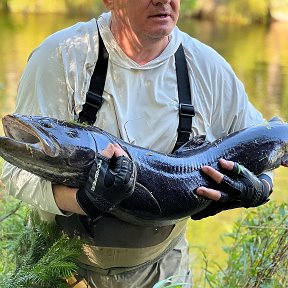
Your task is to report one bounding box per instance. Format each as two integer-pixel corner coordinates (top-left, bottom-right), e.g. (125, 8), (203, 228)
(1, 12), (270, 269)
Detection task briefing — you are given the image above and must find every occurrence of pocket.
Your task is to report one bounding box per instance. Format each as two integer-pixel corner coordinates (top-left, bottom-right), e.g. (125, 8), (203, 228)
(123, 118), (152, 145)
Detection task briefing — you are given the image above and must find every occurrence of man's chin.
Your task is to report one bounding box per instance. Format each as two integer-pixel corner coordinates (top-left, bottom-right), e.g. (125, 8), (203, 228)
(146, 27), (174, 40)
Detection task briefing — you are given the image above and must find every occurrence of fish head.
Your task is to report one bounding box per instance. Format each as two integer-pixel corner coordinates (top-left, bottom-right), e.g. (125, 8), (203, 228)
(0, 114), (97, 187)
(247, 118), (288, 173)
(207, 117), (288, 176)
(265, 118), (288, 169)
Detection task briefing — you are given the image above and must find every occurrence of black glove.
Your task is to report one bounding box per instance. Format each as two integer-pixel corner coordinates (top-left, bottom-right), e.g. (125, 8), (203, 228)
(191, 162), (272, 220)
(76, 153), (137, 218)
(218, 162), (271, 207)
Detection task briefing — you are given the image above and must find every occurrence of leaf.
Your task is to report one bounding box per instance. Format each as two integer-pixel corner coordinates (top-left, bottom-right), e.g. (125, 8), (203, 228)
(152, 276), (192, 288)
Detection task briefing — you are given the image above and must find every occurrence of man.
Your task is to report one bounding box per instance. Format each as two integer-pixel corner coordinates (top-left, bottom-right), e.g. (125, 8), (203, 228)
(2, 0), (273, 287)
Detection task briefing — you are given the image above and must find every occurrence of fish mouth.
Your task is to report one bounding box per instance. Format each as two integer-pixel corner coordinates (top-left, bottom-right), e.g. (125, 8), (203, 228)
(2, 114), (58, 157)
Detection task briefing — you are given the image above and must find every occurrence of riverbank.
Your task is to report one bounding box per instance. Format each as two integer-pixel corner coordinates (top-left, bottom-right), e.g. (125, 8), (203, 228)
(1, 0), (288, 25)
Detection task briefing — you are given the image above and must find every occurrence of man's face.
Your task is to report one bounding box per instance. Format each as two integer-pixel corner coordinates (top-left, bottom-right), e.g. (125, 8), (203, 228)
(108, 0), (180, 41)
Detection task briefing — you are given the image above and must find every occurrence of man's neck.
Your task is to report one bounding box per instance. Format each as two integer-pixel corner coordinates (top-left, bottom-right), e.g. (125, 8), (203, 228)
(122, 37), (170, 65)
(110, 23), (170, 65)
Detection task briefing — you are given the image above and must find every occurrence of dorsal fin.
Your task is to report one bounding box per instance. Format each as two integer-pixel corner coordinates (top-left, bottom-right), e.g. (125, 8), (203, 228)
(173, 135), (210, 155)
(269, 116), (283, 123)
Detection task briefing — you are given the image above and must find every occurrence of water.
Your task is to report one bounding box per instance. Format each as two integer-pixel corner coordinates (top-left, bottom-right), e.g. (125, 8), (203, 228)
(0, 12), (287, 281)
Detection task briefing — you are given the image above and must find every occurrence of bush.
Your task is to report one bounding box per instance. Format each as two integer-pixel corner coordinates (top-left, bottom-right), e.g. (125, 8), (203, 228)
(0, 198), (83, 288)
(204, 203), (288, 288)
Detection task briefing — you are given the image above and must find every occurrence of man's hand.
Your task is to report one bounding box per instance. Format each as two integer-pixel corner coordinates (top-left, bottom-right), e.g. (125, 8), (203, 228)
(76, 143), (137, 218)
(196, 159), (272, 208)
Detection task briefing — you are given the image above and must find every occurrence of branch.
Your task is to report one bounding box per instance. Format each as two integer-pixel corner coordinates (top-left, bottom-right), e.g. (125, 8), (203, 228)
(0, 202), (22, 223)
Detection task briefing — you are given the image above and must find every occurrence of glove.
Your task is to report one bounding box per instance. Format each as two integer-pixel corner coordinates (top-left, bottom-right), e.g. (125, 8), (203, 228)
(218, 162), (271, 207)
(76, 153), (137, 218)
(191, 162), (272, 220)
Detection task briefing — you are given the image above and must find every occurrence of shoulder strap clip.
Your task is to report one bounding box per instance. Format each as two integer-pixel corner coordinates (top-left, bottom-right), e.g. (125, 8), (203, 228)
(179, 103), (195, 118)
(85, 91), (104, 109)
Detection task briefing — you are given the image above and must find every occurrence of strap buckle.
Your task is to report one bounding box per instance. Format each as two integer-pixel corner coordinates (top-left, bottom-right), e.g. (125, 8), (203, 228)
(179, 103), (195, 117)
(177, 128), (191, 134)
(86, 91), (104, 109)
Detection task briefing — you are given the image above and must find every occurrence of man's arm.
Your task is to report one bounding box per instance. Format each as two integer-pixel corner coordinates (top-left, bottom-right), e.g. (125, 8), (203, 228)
(53, 143), (134, 215)
(52, 185), (83, 214)
(2, 22), (97, 216)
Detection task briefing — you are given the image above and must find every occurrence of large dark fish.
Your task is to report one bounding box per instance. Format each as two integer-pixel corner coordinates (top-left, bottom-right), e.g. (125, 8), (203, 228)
(0, 114), (287, 226)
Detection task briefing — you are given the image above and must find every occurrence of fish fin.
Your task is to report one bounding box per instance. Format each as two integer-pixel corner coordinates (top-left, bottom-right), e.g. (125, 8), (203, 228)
(191, 200), (241, 220)
(173, 135), (210, 155)
(119, 182), (162, 215)
(269, 116), (284, 123)
(134, 182), (162, 213)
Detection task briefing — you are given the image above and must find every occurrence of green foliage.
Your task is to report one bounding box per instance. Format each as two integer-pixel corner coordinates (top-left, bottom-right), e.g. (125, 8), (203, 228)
(0, 193), (287, 288)
(0, 196), (28, 277)
(203, 203), (288, 288)
(180, 0), (198, 15)
(223, 0), (269, 24)
(0, 0), (105, 14)
(0, 205), (83, 288)
(0, 1), (9, 12)
(0, 0), (277, 24)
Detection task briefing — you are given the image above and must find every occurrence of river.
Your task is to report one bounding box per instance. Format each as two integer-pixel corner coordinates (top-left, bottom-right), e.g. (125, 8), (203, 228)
(0, 12), (287, 283)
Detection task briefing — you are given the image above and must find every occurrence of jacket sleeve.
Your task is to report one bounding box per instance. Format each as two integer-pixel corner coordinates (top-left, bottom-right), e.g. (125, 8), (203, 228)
(209, 55), (275, 184)
(1, 21), (97, 216)
(1, 37), (70, 215)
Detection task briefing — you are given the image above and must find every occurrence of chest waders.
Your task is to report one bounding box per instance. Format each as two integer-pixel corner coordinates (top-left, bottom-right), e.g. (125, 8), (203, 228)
(56, 24), (194, 274)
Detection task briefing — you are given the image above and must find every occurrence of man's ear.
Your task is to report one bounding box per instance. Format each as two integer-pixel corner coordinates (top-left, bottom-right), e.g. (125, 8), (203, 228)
(103, 0), (113, 10)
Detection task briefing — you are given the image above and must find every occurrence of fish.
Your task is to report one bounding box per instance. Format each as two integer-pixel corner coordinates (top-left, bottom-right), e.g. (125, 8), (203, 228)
(0, 114), (288, 226)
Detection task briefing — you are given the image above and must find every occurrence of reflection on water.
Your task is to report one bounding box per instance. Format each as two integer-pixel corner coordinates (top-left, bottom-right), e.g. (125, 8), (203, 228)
(0, 12), (89, 118)
(0, 12), (287, 281)
(179, 18), (288, 121)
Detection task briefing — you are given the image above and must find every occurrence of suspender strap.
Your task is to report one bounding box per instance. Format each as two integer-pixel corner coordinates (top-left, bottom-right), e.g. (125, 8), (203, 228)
(79, 32), (194, 150)
(78, 26), (109, 125)
(173, 44), (195, 152)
